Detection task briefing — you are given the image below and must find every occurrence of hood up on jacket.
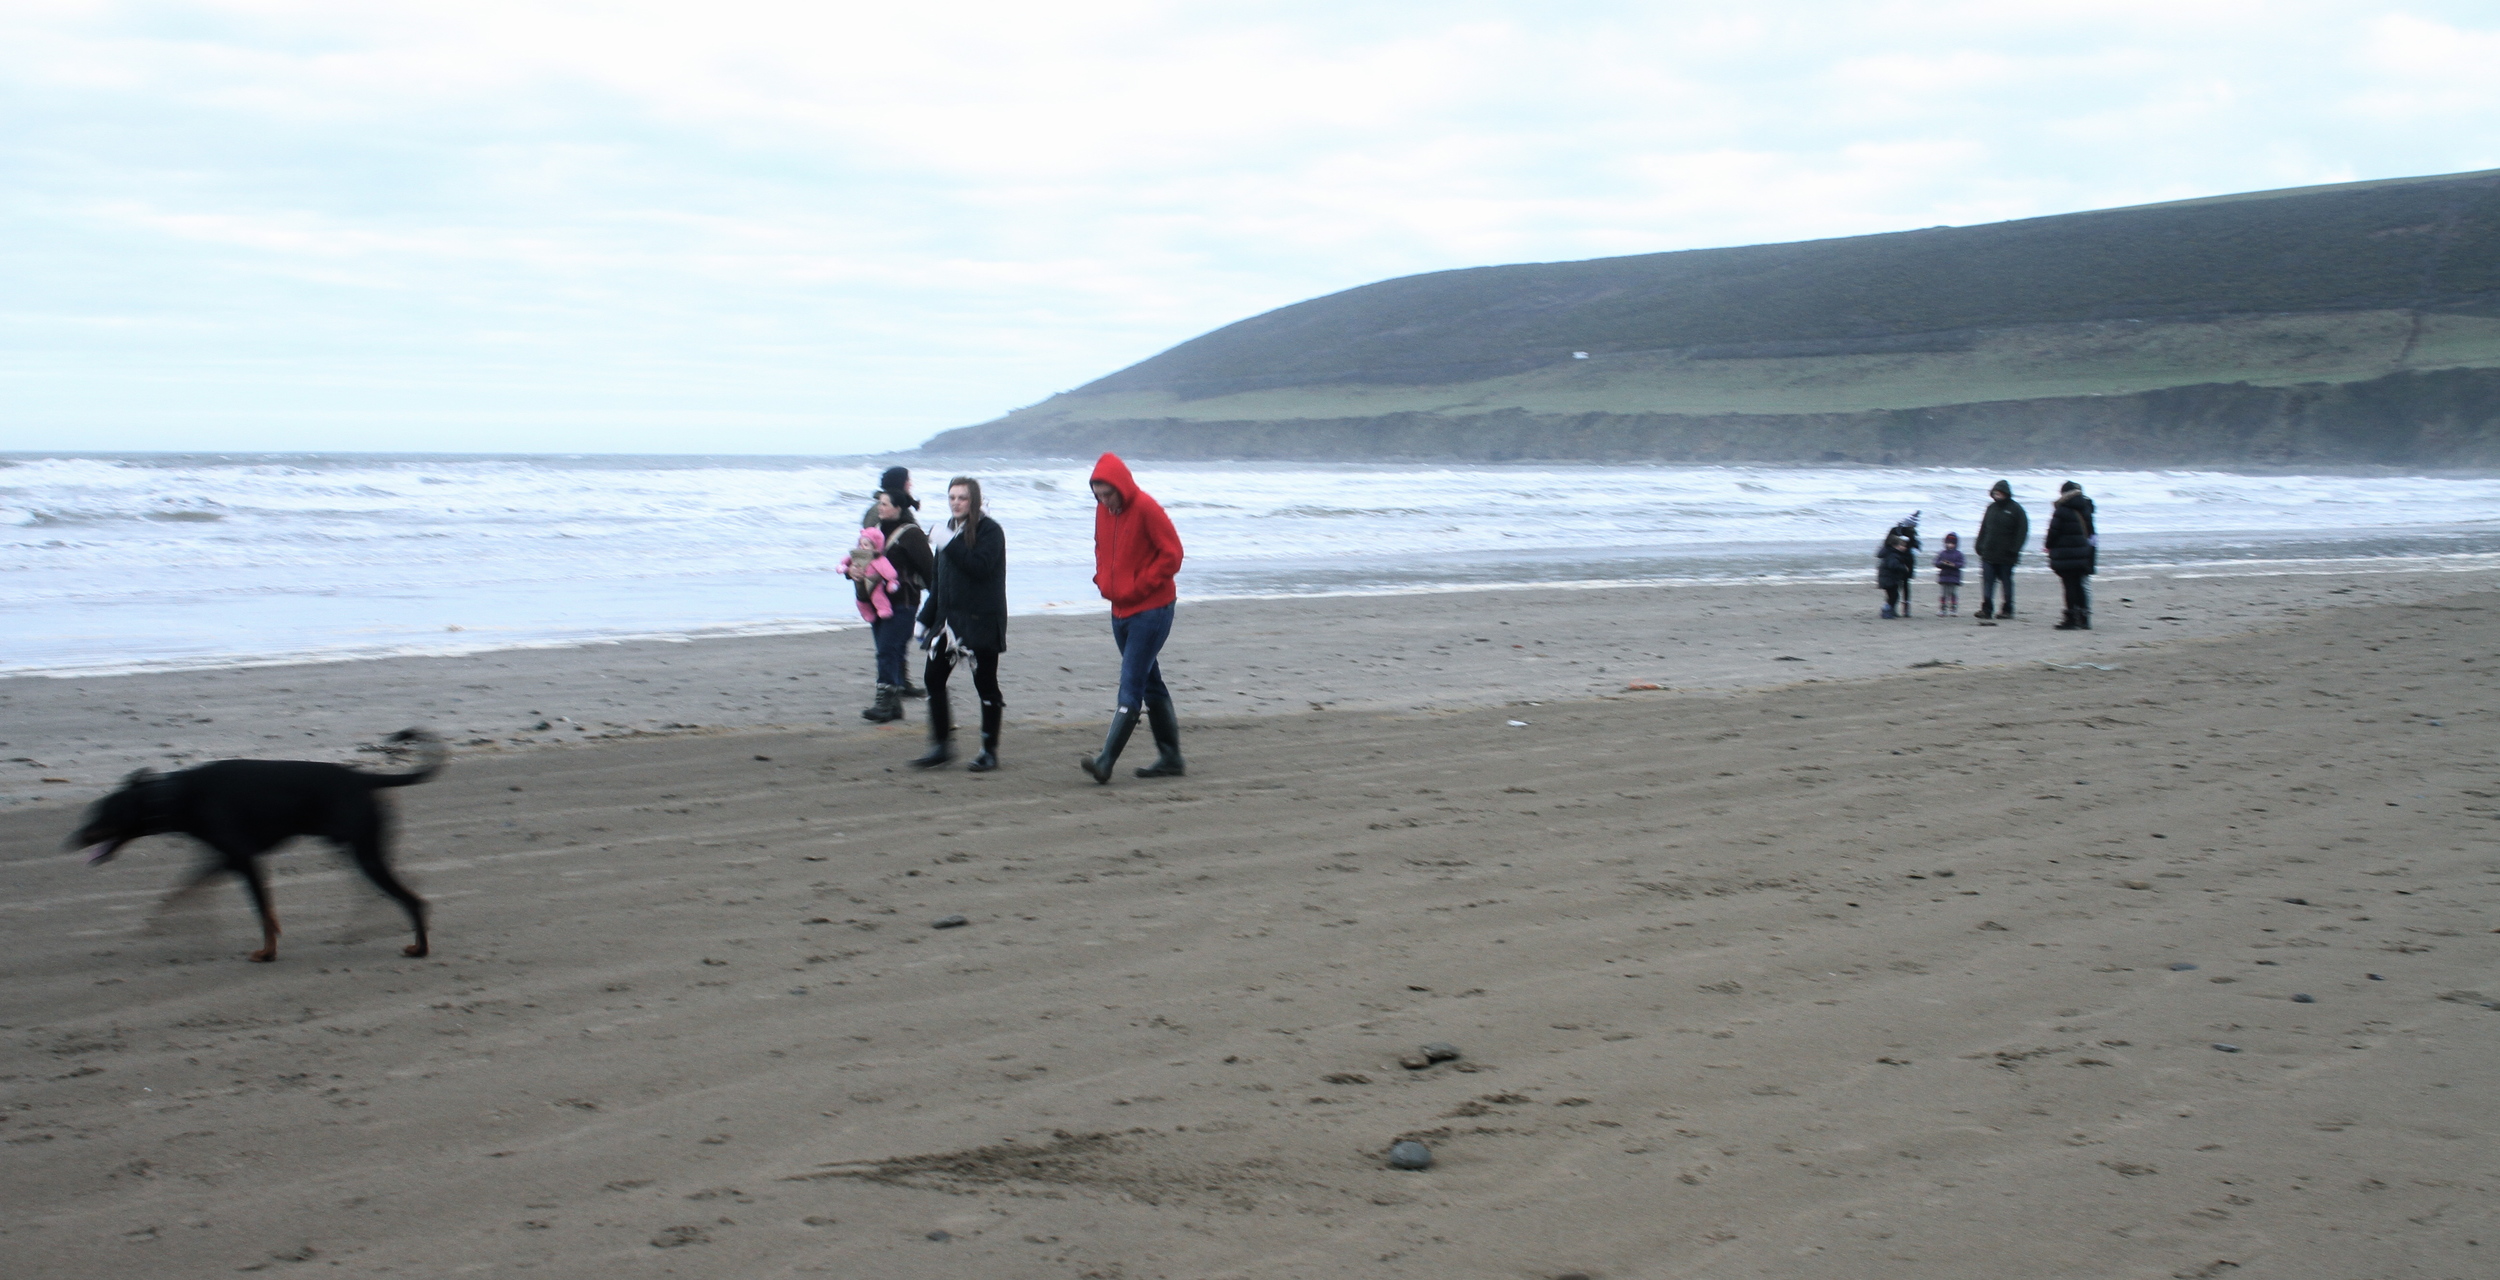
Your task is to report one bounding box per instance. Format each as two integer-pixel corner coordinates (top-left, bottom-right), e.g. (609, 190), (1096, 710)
(1091, 452), (1184, 618)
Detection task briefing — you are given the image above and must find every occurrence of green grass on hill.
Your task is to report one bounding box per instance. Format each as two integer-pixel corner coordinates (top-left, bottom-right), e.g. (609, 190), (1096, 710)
(1008, 309), (2500, 425)
(1073, 168), (2500, 401)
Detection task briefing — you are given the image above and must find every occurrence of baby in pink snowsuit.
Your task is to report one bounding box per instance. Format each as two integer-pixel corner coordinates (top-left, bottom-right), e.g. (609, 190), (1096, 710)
(848, 526), (900, 622)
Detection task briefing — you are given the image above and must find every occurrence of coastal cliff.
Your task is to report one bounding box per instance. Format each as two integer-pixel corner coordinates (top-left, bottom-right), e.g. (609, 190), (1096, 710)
(928, 169), (2500, 466)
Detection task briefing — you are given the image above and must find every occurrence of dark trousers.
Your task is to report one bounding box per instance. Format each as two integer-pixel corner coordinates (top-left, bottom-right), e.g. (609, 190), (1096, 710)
(1981, 562), (2016, 611)
(924, 646), (1001, 732)
(870, 612), (913, 686)
(2057, 568), (2090, 618)
(1111, 603), (1173, 711)
(1881, 583), (1904, 610)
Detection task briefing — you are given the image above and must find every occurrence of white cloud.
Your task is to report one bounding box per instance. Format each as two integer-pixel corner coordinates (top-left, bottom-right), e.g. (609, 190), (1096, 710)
(2, 0), (2497, 453)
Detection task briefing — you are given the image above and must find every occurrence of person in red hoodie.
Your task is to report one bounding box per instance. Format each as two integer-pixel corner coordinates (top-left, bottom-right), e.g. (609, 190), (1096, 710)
(1081, 453), (1185, 783)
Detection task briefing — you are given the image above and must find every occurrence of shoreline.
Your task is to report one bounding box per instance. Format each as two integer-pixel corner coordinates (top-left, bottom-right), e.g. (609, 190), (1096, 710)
(5, 560), (2495, 809)
(13, 550), (2500, 682)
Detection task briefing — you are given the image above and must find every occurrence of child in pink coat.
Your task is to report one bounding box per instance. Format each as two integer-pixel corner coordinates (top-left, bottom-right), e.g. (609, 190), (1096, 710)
(848, 526), (901, 622)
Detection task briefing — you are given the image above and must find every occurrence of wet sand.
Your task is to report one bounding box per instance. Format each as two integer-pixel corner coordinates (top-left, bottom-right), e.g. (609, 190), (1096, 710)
(3, 567), (2496, 1278)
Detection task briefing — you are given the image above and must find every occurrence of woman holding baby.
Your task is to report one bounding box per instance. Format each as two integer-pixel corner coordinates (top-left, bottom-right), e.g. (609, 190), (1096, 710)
(853, 472), (933, 724)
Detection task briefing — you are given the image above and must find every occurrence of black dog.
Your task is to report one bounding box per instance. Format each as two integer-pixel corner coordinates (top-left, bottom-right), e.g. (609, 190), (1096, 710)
(69, 729), (445, 962)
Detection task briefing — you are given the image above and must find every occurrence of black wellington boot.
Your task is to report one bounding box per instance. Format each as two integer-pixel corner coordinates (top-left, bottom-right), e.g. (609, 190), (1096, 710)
(1079, 708), (1141, 784)
(861, 684), (903, 723)
(910, 683), (955, 768)
(1974, 604), (1995, 620)
(2054, 608), (2080, 631)
(2078, 607), (2091, 630)
(967, 700), (1002, 772)
(1135, 691), (1185, 778)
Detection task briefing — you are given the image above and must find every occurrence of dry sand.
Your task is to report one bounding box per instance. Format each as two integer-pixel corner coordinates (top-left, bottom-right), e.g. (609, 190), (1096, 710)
(3, 566), (2496, 1278)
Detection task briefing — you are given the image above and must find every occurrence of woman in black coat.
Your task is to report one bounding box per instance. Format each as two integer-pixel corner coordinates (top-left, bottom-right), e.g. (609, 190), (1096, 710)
(2044, 481), (2097, 630)
(912, 477), (1007, 771)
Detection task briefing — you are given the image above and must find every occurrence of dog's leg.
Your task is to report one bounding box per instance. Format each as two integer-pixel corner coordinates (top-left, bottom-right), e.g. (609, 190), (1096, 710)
(234, 858), (282, 962)
(344, 826), (429, 959)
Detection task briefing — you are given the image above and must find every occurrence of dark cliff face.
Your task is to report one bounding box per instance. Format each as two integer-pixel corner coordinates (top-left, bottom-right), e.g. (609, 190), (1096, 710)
(925, 367), (2500, 469)
(1075, 170), (2500, 402)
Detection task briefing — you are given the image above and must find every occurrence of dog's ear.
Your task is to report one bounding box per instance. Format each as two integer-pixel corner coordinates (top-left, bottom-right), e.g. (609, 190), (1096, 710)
(121, 767), (157, 787)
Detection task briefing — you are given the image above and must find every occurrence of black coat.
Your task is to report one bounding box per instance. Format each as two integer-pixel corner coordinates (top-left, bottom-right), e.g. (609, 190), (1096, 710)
(1974, 497), (2029, 565)
(919, 516), (1007, 652)
(2044, 493), (2096, 575)
(1875, 544), (1913, 587)
(877, 517), (933, 619)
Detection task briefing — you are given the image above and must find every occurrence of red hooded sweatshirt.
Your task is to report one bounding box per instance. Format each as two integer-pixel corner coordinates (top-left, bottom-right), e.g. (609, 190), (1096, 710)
(1091, 453), (1183, 618)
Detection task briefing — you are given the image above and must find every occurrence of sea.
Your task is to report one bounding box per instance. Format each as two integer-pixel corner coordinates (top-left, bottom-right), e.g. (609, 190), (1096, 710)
(6, 452), (2498, 677)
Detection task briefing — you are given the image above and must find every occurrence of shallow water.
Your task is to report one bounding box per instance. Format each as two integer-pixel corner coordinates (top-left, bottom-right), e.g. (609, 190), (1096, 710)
(6, 452), (2496, 675)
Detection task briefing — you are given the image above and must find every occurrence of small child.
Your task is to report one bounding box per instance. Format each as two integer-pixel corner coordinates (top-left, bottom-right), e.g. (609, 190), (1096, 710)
(1932, 531), (1965, 616)
(1876, 533), (1913, 618)
(848, 526), (900, 622)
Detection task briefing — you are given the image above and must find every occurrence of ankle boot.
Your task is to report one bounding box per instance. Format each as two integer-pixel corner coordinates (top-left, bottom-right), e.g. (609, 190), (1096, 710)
(898, 678), (925, 699)
(967, 700), (1002, 772)
(1080, 707), (1141, 784)
(911, 684), (954, 767)
(861, 684), (903, 723)
(1975, 604), (1994, 619)
(1135, 691), (1185, 778)
(2054, 608), (2080, 630)
(2077, 608), (2091, 630)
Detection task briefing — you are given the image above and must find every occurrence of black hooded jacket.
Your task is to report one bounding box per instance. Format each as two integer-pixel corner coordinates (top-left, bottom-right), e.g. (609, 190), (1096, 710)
(1974, 496), (2029, 565)
(2044, 491), (2097, 575)
(918, 515), (1007, 652)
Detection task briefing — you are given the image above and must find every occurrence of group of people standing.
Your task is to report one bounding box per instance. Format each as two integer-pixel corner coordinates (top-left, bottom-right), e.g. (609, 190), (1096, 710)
(1876, 479), (2100, 630)
(841, 455), (1187, 782)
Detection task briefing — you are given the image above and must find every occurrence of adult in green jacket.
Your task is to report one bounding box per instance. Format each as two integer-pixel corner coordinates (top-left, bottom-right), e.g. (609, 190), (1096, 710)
(1972, 480), (2029, 621)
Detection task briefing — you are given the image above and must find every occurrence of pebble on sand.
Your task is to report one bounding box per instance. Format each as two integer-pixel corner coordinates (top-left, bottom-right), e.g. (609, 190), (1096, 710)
(2213, 1043), (2241, 1053)
(2292, 993), (2316, 1003)
(932, 914), (968, 929)
(2169, 961), (2198, 971)
(1387, 1140), (1434, 1170)
(1421, 1042), (1462, 1063)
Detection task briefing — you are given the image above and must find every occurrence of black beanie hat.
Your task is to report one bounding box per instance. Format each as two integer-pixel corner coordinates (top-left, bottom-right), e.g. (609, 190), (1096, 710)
(878, 466), (918, 509)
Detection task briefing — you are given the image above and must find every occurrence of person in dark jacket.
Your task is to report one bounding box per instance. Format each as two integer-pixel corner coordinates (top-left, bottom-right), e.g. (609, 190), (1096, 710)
(2045, 481), (2097, 630)
(865, 467), (926, 699)
(860, 490), (933, 724)
(1972, 480), (2029, 621)
(911, 477), (1007, 771)
(1875, 534), (1913, 618)
(1081, 453), (1185, 784)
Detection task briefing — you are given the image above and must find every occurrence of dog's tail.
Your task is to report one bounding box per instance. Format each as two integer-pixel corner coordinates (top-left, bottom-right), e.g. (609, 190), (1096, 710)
(363, 728), (448, 788)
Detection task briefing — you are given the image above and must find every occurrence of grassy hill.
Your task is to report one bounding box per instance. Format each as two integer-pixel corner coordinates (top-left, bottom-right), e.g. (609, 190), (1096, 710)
(929, 169), (2500, 467)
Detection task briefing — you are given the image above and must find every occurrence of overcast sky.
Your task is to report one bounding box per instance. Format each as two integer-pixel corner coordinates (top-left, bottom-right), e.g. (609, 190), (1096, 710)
(5, 1), (2497, 455)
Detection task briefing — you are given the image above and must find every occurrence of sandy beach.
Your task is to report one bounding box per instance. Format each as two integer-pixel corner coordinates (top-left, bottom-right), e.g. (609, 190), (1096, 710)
(4, 565), (2496, 1278)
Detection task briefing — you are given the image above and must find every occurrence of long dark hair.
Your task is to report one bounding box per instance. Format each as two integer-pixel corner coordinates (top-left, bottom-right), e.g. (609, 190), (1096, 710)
(948, 476), (984, 547)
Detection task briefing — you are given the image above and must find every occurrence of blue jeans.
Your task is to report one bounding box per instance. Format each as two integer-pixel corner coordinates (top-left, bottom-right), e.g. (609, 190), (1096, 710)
(1110, 604), (1173, 712)
(871, 611), (914, 686)
(1981, 562), (2015, 612)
